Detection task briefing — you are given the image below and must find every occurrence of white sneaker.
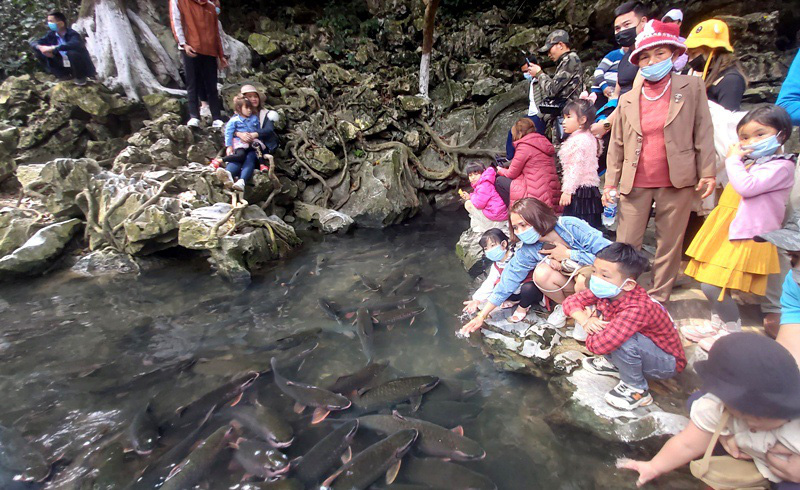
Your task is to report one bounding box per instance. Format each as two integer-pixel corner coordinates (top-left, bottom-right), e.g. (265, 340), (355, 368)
(572, 321), (587, 342)
(187, 118), (200, 128)
(200, 104), (212, 118)
(232, 179), (246, 192)
(546, 304), (566, 328)
(211, 119), (225, 129)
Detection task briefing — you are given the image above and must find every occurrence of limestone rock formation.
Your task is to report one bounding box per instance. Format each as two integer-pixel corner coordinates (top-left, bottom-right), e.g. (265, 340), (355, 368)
(0, 218), (81, 277)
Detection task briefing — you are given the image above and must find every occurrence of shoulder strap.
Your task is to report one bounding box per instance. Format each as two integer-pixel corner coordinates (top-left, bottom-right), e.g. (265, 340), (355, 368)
(694, 410), (731, 476)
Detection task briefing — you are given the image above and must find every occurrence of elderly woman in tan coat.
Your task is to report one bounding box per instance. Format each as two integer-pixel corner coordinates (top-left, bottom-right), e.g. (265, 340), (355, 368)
(604, 20), (716, 303)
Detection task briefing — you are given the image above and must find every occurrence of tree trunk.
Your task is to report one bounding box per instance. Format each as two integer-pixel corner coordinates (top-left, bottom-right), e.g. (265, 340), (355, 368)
(74, 0), (250, 101)
(418, 0), (440, 98)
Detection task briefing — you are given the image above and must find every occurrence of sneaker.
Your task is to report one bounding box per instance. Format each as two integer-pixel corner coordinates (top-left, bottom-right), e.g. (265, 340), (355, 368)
(605, 381), (653, 410)
(232, 179), (246, 192)
(572, 321), (588, 342)
(215, 167), (234, 188)
(73, 77), (87, 86)
(582, 356), (619, 378)
(680, 314), (724, 343)
(699, 329), (731, 352)
(211, 119), (225, 129)
(187, 118), (201, 128)
(546, 304), (566, 328)
(200, 103), (212, 118)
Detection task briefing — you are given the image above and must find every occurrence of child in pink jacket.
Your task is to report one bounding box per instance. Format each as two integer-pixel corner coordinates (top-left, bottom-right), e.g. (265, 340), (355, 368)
(459, 162), (509, 229)
(559, 98), (603, 230)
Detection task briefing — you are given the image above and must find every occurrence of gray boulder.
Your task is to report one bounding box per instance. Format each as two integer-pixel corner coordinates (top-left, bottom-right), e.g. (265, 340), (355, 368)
(0, 207), (44, 258)
(293, 201), (354, 233)
(71, 249), (141, 277)
(0, 123), (19, 183)
(26, 158), (102, 217)
(0, 219), (81, 276)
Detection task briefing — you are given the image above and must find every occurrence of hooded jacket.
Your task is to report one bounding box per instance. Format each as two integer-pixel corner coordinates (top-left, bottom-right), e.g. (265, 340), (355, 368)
(498, 132), (560, 208)
(469, 167), (509, 222)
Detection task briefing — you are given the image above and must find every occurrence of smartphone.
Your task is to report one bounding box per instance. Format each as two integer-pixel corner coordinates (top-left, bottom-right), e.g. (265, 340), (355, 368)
(541, 242), (556, 250)
(521, 50), (537, 69)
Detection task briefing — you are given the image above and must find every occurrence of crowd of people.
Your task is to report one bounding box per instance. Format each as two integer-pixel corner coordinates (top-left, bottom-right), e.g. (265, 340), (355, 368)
(460, 3), (800, 488)
(23, 2), (800, 487)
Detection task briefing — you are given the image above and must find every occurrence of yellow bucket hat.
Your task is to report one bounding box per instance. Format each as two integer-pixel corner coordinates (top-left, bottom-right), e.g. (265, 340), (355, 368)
(685, 19), (734, 52)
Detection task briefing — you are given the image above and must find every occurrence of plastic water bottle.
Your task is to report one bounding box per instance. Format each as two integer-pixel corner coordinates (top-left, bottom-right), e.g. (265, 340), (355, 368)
(602, 190), (618, 228)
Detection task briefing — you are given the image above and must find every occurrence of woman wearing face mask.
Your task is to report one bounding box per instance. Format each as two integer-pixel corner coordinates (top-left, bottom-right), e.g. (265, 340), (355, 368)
(681, 105), (796, 351)
(684, 19), (747, 112)
(459, 198), (611, 335)
(604, 20), (716, 304)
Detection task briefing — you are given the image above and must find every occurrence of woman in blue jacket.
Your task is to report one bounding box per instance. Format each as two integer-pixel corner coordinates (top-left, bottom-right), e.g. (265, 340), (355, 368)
(461, 198), (611, 334)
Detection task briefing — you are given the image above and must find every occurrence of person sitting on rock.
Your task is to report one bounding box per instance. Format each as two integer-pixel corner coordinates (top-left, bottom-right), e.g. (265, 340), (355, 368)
(619, 333), (800, 488)
(459, 198), (609, 333)
(30, 11), (96, 86)
(238, 84), (280, 163)
(458, 162), (508, 233)
(217, 95), (261, 192)
(563, 242), (685, 410)
(463, 228), (543, 323)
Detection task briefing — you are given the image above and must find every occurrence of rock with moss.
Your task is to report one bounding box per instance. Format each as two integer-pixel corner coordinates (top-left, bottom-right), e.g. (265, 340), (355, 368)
(143, 93), (184, 120)
(0, 123), (18, 182)
(0, 75), (44, 123)
(26, 158), (102, 217)
(49, 82), (138, 117)
(71, 249), (141, 277)
(0, 207), (44, 258)
(0, 218), (81, 277)
(249, 33), (282, 59)
(307, 147), (342, 175)
(294, 201), (354, 233)
(319, 64), (354, 86)
(398, 95), (429, 113)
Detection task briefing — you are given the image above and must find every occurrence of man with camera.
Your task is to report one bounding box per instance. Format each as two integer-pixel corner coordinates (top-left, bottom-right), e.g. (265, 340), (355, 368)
(526, 29), (584, 140)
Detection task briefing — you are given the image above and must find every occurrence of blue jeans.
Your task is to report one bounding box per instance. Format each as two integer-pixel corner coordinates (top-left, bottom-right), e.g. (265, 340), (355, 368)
(606, 332), (677, 390)
(505, 115), (546, 160)
(226, 149), (257, 183)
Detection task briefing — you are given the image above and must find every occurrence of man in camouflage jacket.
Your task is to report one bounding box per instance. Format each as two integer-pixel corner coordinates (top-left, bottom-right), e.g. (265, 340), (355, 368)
(528, 29), (583, 102)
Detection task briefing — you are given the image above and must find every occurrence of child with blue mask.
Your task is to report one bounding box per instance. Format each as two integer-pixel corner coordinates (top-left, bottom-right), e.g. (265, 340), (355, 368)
(563, 242), (686, 410)
(463, 229), (543, 323)
(682, 105), (797, 352)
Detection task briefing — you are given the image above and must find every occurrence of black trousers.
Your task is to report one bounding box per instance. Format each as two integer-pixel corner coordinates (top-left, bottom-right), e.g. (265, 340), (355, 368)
(507, 282), (543, 309)
(33, 48), (95, 80)
(495, 175), (512, 208)
(182, 52), (221, 120)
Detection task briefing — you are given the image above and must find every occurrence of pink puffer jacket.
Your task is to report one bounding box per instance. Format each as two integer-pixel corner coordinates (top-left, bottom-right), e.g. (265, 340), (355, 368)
(469, 167), (508, 221)
(498, 132), (560, 209)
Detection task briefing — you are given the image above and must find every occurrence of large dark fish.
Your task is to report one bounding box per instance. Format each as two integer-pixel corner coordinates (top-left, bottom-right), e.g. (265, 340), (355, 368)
(351, 376), (439, 413)
(389, 275), (422, 296)
(372, 307), (426, 328)
(400, 457), (496, 489)
(253, 328), (322, 353)
(167, 372), (259, 431)
(323, 429), (418, 490)
(271, 357), (351, 423)
(126, 402), (159, 455)
(356, 307), (375, 362)
(224, 402), (294, 448)
(424, 377), (480, 403)
(357, 273), (382, 292)
(90, 357), (196, 395)
(281, 264), (311, 287)
(327, 362), (389, 395)
(381, 268), (407, 291)
(0, 425), (50, 482)
(159, 426), (236, 490)
(395, 400), (482, 428)
(338, 297), (417, 318)
(293, 420), (359, 486)
(358, 412), (485, 461)
(231, 438), (290, 479)
(319, 297), (344, 322)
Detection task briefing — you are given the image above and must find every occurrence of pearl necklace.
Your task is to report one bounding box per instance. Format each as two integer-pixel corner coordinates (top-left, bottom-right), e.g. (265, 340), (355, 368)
(642, 79), (672, 101)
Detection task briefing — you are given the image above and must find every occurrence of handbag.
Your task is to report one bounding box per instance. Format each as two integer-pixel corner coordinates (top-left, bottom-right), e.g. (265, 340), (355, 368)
(689, 411), (770, 490)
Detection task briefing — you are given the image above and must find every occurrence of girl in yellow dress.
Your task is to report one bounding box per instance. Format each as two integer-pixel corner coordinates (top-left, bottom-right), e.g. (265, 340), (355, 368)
(681, 105), (796, 350)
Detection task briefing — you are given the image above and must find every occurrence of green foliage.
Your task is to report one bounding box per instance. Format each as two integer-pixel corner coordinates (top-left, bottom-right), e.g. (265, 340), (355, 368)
(354, 148), (365, 158)
(0, 0), (80, 80)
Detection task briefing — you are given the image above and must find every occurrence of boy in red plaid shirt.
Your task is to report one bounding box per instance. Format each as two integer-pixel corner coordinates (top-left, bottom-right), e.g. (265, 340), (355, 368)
(563, 243), (686, 410)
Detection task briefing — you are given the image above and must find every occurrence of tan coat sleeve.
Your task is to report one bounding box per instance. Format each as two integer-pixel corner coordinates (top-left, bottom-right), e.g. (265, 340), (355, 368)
(692, 78), (716, 179)
(605, 104), (625, 189)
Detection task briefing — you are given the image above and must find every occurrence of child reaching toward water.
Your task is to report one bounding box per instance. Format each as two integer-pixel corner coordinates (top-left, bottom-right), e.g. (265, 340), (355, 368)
(620, 333), (800, 488)
(463, 229), (543, 322)
(459, 162), (509, 232)
(558, 97), (603, 230)
(217, 95), (262, 191)
(681, 105), (796, 351)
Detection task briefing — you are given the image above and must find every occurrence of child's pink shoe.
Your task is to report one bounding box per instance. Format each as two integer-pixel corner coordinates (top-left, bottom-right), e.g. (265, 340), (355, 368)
(699, 330), (731, 352)
(680, 315), (724, 343)
(260, 164), (270, 173)
(210, 157), (222, 169)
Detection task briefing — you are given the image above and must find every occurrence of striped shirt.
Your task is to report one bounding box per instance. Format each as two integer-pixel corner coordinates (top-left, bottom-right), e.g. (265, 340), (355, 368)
(592, 49), (625, 93)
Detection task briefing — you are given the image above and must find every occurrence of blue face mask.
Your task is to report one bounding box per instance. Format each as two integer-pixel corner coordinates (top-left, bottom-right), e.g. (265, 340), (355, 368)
(589, 276), (629, 299)
(640, 57), (674, 82)
(523, 72), (533, 81)
(744, 134), (782, 159)
(485, 245), (506, 262)
(516, 226), (540, 245)
(47, 22), (58, 31)
(215, 6), (221, 15)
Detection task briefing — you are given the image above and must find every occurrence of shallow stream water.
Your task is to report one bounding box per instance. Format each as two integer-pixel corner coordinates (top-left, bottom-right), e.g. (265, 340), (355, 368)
(0, 210), (631, 489)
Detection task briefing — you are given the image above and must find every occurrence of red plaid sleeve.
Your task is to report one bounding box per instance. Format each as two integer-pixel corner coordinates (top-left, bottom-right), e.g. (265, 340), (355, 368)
(562, 289), (599, 317)
(585, 301), (651, 355)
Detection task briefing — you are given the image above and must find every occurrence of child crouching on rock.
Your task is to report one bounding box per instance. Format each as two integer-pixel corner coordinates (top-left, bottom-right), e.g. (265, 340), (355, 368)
(620, 333), (800, 489)
(217, 95), (261, 192)
(463, 228), (543, 323)
(459, 162), (509, 233)
(562, 242), (685, 410)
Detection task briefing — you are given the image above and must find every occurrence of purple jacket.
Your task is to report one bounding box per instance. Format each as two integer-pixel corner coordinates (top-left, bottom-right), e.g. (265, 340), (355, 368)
(469, 167), (509, 221)
(726, 155), (796, 240)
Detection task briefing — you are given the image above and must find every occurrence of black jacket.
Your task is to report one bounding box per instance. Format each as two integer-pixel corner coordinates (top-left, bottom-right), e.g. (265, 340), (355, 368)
(31, 28), (96, 77)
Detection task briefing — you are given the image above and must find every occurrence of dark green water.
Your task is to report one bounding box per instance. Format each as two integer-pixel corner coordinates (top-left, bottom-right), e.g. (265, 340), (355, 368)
(0, 210), (625, 489)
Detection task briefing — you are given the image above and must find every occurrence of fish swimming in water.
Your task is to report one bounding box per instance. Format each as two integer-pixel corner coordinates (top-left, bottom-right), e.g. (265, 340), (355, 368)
(322, 429), (418, 489)
(293, 420), (359, 486)
(356, 307), (375, 362)
(326, 362), (389, 395)
(231, 438), (290, 480)
(351, 376), (439, 413)
(400, 457), (496, 489)
(126, 402), (159, 456)
(271, 357), (351, 423)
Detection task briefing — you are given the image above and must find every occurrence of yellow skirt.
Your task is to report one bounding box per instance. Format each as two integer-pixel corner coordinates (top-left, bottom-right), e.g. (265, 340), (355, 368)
(685, 184), (779, 298)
